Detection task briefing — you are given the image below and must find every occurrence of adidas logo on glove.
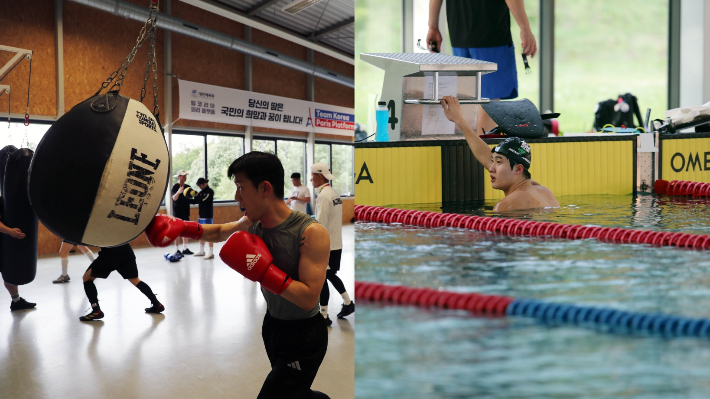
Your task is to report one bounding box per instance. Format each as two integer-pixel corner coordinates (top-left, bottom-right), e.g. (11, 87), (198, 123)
(246, 254), (261, 270)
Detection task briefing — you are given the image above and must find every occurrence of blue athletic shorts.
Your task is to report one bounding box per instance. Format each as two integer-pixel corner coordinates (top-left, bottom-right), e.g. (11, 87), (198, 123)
(198, 218), (213, 224)
(452, 43), (518, 100)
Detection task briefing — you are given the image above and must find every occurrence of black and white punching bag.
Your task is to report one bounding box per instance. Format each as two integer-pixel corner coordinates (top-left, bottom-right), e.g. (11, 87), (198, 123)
(28, 92), (170, 247)
(1, 148), (38, 285)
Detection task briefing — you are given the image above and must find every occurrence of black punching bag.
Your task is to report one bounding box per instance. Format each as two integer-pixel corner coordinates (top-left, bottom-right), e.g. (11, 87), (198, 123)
(0, 145), (18, 194)
(1, 148), (38, 285)
(28, 92), (170, 247)
(0, 145), (17, 283)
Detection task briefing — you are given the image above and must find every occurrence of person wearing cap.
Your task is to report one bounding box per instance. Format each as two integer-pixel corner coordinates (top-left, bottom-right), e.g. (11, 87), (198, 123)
(441, 96), (559, 211)
(311, 162), (354, 326)
(190, 177), (215, 259)
(286, 172), (311, 215)
(170, 170), (195, 257)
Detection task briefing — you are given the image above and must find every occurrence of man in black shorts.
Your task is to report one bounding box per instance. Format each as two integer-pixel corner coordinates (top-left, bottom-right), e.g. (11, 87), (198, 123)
(170, 169), (194, 258)
(79, 243), (164, 321)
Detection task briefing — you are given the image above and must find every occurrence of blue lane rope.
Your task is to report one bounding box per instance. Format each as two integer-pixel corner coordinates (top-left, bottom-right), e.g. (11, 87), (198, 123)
(507, 298), (710, 337)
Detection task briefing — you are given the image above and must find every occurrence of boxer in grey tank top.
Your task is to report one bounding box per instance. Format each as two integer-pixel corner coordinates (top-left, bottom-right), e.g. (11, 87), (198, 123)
(193, 152), (332, 399)
(250, 210), (320, 320)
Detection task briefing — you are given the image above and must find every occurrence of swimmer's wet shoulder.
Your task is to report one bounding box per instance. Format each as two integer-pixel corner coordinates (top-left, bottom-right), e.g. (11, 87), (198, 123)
(494, 181), (559, 212)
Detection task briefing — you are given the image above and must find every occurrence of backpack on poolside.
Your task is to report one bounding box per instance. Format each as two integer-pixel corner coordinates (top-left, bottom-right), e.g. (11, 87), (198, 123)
(593, 93), (644, 131)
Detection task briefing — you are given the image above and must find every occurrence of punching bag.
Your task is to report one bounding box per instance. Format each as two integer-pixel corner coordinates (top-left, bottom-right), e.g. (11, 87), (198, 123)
(0, 146), (16, 283)
(28, 91), (170, 247)
(0, 145), (17, 195)
(1, 148), (38, 285)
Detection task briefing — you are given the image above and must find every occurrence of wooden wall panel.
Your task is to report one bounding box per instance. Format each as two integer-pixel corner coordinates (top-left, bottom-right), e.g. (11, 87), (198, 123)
(171, 1), (246, 131)
(63, 0), (165, 115)
(314, 52), (354, 109)
(342, 198), (354, 223)
(252, 30), (307, 100)
(0, 0), (57, 117)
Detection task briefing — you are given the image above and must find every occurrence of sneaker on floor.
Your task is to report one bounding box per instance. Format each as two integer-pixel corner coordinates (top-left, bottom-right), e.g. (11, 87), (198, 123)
(165, 251), (183, 260)
(337, 302), (355, 319)
(193, 251), (205, 256)
(324, 315), (332, 327)
(79, 308), (104, 321)
(181, 248), (194, 255)
(204, 253), (214, 260)
(145, 303), (165, 314)
(52, 274), (71, 284)
(10, 298), (36, 311)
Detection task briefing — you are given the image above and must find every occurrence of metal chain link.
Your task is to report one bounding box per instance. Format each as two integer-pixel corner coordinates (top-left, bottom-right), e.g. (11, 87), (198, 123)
(96, 2), (159, 101)
(140, 13), (160, 118)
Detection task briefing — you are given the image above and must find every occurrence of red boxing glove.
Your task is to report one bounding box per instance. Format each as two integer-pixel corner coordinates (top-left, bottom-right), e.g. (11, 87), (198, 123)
(144, 214), (203, 247)
(219, 231), (293, 295)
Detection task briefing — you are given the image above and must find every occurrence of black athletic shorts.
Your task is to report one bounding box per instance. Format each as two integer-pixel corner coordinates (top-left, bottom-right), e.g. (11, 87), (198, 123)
(259, 312), (328, 399)
(88, 245), (138, 279)
(328, 249), (342, 273)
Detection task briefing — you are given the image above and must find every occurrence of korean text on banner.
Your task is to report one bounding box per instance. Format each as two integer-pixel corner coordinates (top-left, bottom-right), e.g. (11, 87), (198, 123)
(178, 80), (354, 137)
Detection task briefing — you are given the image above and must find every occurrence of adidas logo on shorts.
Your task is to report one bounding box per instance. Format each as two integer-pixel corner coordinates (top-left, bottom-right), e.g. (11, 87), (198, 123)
(286, 361), (301, 370)
(246, 254), (261, 270)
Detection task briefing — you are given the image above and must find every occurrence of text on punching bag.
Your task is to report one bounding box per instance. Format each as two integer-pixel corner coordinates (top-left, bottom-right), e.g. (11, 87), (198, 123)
(106, 148), (162, 225)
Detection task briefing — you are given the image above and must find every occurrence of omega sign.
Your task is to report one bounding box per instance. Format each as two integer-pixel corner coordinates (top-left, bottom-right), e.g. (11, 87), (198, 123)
(670, 151), (710, 172)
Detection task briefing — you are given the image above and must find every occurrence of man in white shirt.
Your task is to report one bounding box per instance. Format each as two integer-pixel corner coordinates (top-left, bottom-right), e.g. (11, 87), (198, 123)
(311, 162), (354, 326)
(286, 172), (311, 214)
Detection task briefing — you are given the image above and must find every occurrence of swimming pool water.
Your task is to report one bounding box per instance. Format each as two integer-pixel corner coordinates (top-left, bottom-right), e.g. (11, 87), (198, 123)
(355, 195), (710, 399)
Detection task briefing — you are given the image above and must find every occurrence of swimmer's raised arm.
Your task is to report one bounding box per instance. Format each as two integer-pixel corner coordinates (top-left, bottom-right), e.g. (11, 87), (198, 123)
(441, 96), (493, 170)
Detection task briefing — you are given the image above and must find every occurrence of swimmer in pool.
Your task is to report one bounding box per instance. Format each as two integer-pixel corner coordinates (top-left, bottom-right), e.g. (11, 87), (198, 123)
(441, 95), (559, 212)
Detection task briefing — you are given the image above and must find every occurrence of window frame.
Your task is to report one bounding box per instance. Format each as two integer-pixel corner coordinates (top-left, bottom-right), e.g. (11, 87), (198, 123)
(171, 130), (245, 204)
(314, 139), (355, 198)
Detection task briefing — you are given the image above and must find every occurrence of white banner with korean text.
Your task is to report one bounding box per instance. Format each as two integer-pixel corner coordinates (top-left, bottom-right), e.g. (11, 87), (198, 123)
(178, 80), (354, 137)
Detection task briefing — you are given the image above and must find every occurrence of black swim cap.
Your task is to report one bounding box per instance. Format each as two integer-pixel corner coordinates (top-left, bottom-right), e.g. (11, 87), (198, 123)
(492, 137), (531, 168)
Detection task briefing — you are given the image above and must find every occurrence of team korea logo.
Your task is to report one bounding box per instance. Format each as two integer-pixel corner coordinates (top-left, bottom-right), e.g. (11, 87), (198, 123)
(247, 254), (261, 270)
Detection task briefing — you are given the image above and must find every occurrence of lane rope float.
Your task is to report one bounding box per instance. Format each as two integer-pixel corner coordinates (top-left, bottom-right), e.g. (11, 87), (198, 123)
(655, 179), (710, 197)
(354, 205), (710, 250)
(356, 281), (710, 338)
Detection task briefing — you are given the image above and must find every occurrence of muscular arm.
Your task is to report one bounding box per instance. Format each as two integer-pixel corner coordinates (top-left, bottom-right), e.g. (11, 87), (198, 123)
(426, 0), (444, 52)
(441, 96), (493, 170)
(505, 0), (537, 57)
(200, 216), (252, 242)
(280, 223), (330, 311)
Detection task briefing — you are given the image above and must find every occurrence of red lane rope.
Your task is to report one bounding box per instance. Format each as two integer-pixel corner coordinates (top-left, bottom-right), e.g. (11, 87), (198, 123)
(354, 281), (513, 315)
(354, 205), (710, 250)
(655, 179), (710, 197)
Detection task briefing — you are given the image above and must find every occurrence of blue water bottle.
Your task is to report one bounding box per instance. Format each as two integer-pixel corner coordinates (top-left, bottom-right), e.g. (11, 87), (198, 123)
(375, 101), (389, 142)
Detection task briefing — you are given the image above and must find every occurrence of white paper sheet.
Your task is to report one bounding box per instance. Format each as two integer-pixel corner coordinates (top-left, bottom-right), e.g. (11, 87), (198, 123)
(421, 75), (458, 135)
